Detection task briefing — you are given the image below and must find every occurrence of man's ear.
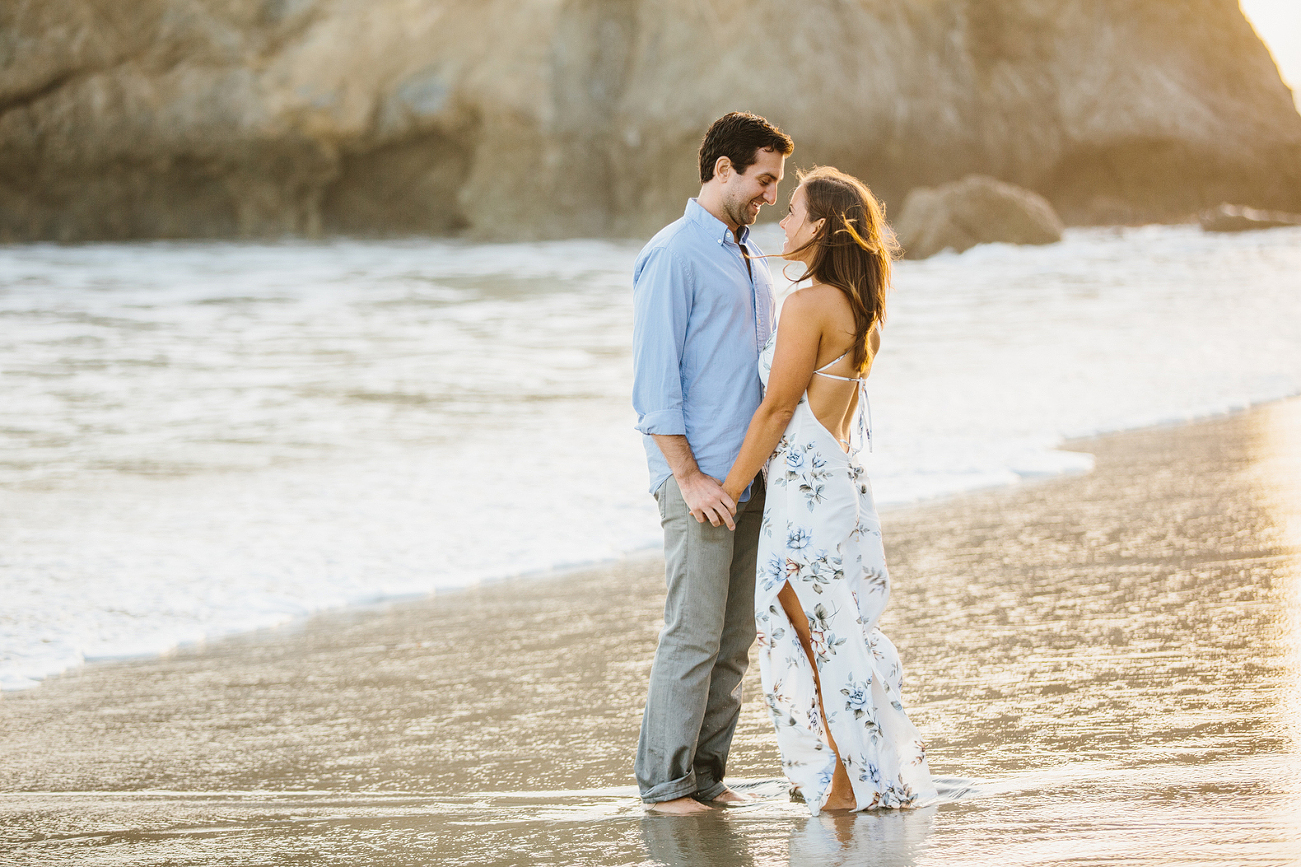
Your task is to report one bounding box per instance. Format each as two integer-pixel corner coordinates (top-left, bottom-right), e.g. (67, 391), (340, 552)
(714, 156), (732, 182)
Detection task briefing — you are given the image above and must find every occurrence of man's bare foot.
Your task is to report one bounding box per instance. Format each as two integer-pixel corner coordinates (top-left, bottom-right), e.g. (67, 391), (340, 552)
(707, 787), (757, 806)
(645, 796), (713, 815)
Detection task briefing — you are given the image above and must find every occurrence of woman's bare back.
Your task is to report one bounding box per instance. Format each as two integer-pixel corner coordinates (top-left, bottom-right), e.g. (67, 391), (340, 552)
(800, 283), (879, 450)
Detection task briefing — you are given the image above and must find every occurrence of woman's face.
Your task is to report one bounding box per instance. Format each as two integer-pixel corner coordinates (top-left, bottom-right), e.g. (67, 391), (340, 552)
(779, 185), (821, 261)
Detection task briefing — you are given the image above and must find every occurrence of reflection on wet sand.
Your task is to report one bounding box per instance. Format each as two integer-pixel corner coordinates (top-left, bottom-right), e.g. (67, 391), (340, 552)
(2, 400), (1301, 865)
(642, 803), (936, 867)
(786, 807), (937, 867)
(642, 812), (760, 867)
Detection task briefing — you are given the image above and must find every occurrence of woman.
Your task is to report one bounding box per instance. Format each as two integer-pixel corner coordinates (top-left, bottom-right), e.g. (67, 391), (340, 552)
(721, 166), (936, 814)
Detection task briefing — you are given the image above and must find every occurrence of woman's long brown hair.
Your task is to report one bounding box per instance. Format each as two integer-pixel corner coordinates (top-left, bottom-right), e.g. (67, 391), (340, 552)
(785, 166), (899, 374)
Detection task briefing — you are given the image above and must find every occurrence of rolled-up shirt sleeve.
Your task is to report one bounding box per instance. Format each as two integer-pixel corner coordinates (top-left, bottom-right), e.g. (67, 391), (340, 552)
(632, 246), (691, 436)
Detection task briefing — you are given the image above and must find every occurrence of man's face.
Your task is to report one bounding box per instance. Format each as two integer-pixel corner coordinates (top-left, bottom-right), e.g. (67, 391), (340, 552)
(720, 147), (786, 228)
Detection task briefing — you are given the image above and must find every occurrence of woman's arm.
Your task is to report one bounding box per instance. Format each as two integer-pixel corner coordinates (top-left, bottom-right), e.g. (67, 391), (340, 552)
(722, 290), (825, 506)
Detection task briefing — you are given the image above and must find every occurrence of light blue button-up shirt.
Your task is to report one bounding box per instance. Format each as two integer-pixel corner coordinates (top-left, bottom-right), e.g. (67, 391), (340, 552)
(632, 199), (776, 501)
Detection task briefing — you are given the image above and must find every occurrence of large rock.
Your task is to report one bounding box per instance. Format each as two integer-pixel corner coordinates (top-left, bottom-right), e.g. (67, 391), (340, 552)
(2, 0), (1301, 242)
(894, 175), (1064, 258)
(1199, 203), (1301, 232)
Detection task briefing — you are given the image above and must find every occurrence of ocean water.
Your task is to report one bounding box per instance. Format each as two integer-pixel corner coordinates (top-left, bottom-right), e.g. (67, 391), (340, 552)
(2, 225), (1300, 691)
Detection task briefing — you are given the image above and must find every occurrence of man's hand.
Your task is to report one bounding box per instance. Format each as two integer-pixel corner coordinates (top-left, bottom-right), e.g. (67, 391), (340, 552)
(650, 434), (737, 530)
(677, 471), (737, 530)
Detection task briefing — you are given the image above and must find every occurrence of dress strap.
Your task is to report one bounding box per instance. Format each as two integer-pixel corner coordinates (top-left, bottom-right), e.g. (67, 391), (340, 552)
(861, 385), (873, 453)
(812, 350), (866, 383)
(813, 350), (852, 375)
(812, 369), (864, 383)
(810, 351), (873, 453)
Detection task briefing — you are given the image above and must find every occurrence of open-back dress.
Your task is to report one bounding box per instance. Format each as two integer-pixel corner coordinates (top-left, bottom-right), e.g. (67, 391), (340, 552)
(755, 329), (936, 815)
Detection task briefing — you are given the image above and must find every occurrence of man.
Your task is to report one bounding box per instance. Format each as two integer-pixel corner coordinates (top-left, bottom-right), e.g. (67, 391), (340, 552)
(631, 111), (794, 814)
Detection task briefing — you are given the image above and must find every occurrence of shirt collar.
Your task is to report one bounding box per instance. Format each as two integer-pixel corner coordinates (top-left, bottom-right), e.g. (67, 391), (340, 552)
(685, 198), (750, 248)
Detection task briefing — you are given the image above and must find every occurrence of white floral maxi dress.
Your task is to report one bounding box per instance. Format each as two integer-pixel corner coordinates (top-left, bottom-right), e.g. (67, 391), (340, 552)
(756, 332), (936, 814)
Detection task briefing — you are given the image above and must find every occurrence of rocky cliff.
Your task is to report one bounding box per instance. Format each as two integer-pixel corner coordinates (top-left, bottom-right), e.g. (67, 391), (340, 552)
(3, 0), (1300, 241)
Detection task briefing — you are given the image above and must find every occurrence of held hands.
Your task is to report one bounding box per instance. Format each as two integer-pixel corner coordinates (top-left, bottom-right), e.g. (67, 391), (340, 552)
(678, 471), (737, 530)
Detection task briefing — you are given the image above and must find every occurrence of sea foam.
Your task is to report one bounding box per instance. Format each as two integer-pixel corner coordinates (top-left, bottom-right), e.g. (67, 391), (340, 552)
(2, 225), (1299, 689)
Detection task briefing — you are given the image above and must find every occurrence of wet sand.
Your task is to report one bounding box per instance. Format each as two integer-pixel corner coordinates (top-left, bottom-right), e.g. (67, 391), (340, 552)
(3, 398), (1300, 866)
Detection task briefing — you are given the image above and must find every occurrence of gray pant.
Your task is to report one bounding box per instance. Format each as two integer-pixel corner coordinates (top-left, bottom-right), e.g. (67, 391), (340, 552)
(635, 475), (764, 803)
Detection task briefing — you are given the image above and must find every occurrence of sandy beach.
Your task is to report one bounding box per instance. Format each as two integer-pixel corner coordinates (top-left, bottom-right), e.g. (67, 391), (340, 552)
(6, 3), (1300, 863)
(3, 397), (1300, 866)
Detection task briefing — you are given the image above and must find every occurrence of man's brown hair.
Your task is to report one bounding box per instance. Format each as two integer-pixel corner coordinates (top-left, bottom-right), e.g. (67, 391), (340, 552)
(698, 112), (794, 183)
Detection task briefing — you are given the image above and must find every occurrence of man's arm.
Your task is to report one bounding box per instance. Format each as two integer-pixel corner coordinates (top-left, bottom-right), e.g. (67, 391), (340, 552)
(653, 434), (736, 530)
(631, 247), (736, 529)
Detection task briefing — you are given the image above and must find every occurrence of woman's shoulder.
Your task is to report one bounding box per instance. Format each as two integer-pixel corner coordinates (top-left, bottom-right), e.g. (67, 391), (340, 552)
(782, 282), (852, 323)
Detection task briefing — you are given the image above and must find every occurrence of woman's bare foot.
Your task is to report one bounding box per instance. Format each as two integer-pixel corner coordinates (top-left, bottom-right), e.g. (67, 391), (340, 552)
(645, 796), (713, 815)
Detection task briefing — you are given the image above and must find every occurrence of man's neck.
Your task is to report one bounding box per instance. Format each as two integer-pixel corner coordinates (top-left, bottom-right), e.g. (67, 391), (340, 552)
(696, 188), (739, 234)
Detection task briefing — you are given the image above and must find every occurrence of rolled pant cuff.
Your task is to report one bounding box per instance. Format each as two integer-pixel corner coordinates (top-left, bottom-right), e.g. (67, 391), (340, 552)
(640, 774), (700, 805)
(694, 781), (727, 802)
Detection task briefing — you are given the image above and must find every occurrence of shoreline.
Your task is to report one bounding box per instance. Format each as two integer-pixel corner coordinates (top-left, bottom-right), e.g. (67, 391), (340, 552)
(3, 389), (1292, 694)
(4, 223), (1300, 698)
(3, 396), (1299, 864)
